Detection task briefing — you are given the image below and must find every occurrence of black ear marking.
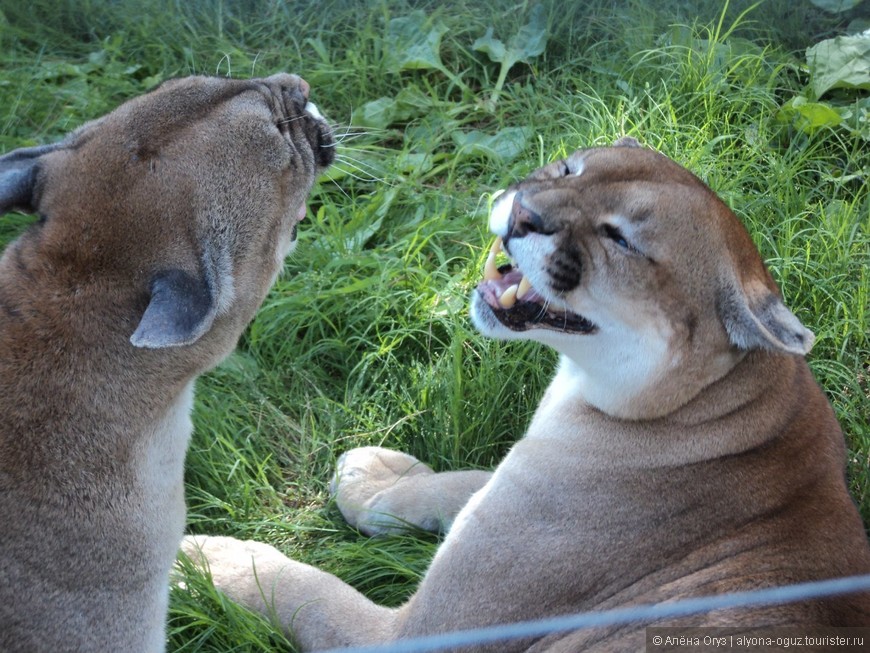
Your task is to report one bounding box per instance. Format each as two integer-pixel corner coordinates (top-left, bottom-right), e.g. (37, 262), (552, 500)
(130, 269), (217, 349)
(0, 144), (59, 214)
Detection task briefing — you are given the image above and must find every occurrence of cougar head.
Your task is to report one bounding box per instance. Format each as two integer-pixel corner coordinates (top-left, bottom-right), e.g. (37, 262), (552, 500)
(472, 138), (813, 419)
(0, 73), (333, 353)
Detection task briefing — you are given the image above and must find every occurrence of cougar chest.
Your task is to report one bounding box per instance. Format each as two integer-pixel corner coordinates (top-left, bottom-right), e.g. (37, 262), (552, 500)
(133, 381), (195, 539)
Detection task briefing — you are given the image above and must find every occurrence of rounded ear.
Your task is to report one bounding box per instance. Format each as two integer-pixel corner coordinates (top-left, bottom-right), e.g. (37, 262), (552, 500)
(0, 144), (60, 214)
(718, 278), (815, 356)
(130, 269), (218, 349)
(612, 136), (641, 148)
(131, 223), (236, 349)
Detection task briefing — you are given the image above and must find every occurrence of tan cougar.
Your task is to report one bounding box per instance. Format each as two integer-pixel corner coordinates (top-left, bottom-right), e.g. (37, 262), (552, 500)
(184, 138), (870, 652)
(0, 73), (333, 652)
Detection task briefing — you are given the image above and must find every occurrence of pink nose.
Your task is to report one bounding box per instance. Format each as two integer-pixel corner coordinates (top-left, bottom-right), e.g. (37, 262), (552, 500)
(298, 77), (310, 100)
(507, 193), (546, 240)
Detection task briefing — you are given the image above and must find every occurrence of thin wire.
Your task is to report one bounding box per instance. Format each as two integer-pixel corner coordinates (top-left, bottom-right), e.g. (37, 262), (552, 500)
(320, 574), (870, 653)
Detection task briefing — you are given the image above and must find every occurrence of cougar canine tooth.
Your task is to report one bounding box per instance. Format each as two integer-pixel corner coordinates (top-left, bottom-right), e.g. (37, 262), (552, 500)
(484, 237), (504, 281)
(517, 276), (532, 300)
(499, 284), (519, 308)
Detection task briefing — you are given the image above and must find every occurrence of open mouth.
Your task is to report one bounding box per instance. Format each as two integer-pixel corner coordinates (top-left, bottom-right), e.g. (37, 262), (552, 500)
(476, 237), (597, 334)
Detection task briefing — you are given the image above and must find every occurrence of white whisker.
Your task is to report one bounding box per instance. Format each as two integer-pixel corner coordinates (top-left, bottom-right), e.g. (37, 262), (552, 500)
(537, 299), (551, 323)
(335, 152), (382, 172)
(323, 174), (352, 200)
(278, 115), (306, 126)
(332, 163), (386, 184)
(335, 150), (383, 176)
(327, 132), (372, 147)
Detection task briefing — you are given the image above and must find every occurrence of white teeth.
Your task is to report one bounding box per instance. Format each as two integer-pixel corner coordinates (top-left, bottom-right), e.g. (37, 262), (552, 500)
(499, 284), (519, 308)
(484, 237), (504, 281)
(516, 276), (532, 300)
(484, 237), (532, 309)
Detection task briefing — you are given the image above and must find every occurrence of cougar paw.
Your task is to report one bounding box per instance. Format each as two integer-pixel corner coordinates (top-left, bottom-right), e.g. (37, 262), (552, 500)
(178, 535), (294, 611)
(180, 535), (288, 577)
(329, 446), (435, 535)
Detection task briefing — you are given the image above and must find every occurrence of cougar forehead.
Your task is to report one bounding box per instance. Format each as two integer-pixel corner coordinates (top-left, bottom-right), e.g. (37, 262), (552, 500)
(473, 143), (810, 419)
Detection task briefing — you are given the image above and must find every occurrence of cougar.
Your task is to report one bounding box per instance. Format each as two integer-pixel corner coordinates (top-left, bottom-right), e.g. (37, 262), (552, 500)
(183, 138), (870, 652)
(0, 72), (333, 652)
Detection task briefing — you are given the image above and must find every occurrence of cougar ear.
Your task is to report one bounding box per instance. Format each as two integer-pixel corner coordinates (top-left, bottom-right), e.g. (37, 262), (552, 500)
(718, 278), (815, 356)
(130, 269), (218, 349)
(0, 144), (60, 214)
(131, 223), (236, 349)
(612, 136), (641, 148)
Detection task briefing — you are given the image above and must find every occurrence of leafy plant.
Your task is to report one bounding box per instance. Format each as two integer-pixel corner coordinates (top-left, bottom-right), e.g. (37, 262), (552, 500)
(383, 10), (469, 93)
(452, 126), (532, 161)
(472, 4), (548, 111)
(777, 4), (870, 139)
(353, 85), (446, 130)
(807, 31), (870, 98)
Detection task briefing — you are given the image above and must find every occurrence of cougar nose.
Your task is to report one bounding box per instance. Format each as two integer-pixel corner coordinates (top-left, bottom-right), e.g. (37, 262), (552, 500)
(505, 192), (546, 246)
(267, 73), (310, 102)
(298, 77), (311, 100)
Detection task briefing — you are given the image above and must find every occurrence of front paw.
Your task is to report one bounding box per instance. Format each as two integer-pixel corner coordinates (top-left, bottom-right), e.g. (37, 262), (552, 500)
(329, 446), (435, 535)
(179, 535), (295, 612)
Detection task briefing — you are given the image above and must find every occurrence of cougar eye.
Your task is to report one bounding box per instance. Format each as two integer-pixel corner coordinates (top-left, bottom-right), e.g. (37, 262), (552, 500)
(602, 223), (631, 250)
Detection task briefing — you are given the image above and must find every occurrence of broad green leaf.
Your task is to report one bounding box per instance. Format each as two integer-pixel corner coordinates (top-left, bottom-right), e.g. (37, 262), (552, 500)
(473, 5), (548, 110)
(507, 4), (548, 65)
(396, 151), (434, 175)
(809, 0), (863, 13)
(472, 28), (507, 64)
(406, 117), (461, 149)
(355, 97), (398, 129)
(394, 85), (438, 117)
(384, 11), (448, 73)
(807, 32), (870, 98)
(353, 86), (440, 129)
(777, 95), (844, 133)
(473, 5), (548, 69)
(452, 127), (532, 161)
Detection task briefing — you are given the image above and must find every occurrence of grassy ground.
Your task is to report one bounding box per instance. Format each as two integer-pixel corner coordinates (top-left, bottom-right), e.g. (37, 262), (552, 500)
(0, 0), (868, 650)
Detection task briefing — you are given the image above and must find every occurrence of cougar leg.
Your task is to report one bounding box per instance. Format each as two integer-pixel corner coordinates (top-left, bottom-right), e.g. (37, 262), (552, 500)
(180, 535), (398, 650)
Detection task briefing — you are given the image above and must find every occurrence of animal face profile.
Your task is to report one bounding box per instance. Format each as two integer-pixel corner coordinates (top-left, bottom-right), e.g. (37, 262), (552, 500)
(473, 137), (813, 419)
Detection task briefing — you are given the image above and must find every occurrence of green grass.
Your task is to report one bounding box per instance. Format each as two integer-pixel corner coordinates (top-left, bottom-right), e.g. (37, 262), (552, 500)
(0, 1), (867, 650)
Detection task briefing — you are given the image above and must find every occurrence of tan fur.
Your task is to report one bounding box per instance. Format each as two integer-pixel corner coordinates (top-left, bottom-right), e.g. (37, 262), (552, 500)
(182, 141), (870, 651)
(0, 73), (333, 652)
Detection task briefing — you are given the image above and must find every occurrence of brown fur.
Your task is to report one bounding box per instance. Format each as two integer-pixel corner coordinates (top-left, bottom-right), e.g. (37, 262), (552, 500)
(0, 73), (333, 652)
(183, 140), (870, 651)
